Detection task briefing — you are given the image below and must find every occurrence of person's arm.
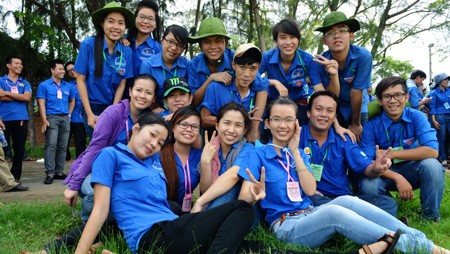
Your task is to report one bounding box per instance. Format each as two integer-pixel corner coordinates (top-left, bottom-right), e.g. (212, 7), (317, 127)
(408, 87), (420, 109)
(312, 55), (340, 96)
(76, 73), (97, 128)
(0, 91), (31, 102)
(385, 146), (438, 161)
(363, 146), (392, 178)
(69, 99), (75, 116)
(349, 88), (363, 141)
(113, 79), (126, 104)
(192, 72), (232, 106)
(379, 169), (414, 201)
(75, 184), (111, 254)
(269, 79), (288, 96)
(200, 107), (217, 129)
(37, 98), (49, 133)
(246, 90), (267, 142)
(199, 131), (218, 193)
(0, 119), (5, 130)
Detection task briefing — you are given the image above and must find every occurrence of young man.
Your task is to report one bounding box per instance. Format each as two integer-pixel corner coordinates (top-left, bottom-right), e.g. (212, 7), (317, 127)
(0, 55), (32, 183)
(200, 43), (264, 131)
(406, 70), (430, 110)
(313, 11), (372, 142)
(300, 90), (397, 216)
(65, 61), (86, 161)
(359, 76), (444, 222)
(160, 76), (193, 121)
(37, 59), (75, 184)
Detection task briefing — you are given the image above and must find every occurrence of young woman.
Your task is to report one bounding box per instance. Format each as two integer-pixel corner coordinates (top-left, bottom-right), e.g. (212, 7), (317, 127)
(188, 17), (268, 141)
(160, 106), (201, 212)
(140, 24), (189, 107)
(199, 102), (254, 208)
(194, 97), (449, 254)
(64, 74), (157, 222)
(74, 2), (134, 135)
(430, 73), (450, 166)
(75, 112), (253, 254)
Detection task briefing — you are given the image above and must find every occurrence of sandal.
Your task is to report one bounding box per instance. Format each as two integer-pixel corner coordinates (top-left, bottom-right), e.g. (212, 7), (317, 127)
(378, 229), (401, 254)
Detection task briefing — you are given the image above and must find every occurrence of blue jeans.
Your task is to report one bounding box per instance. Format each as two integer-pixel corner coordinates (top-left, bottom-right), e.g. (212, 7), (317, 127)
(434, 114), (450, 161)
(310, 193), (398, 217)
(359, 159), (444, 221)
(79, 174), (94, 222)
(44, 115), (70, 175)
(273, 196), (433, 253)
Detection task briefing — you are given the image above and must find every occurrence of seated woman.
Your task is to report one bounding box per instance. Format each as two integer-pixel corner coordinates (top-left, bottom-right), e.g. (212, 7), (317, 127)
(75, 112), (253, 254)
(193, 97), (450, 254)
(160, 106), (201, 212)
(199, 102), (254, 209)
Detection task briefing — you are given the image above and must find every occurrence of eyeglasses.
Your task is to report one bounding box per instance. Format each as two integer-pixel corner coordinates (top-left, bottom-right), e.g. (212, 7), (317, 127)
(381, 93), (406, 102)
(324, 28), (350, 38)
(269, 117), (296, 124)
(136, 14), (156, 23)
(178, 122), (200, 132)
(66, 68), (74, 72)
(164, 38), (185, 51)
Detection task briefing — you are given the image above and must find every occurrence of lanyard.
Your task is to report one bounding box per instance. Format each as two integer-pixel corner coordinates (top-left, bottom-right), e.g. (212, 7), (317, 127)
(103, 50), (123, 74)
(277, 153), (295, 182)
(125, 119), (130, 142)
(308, 141), (328, 166)
(162, 67), (178, 80)
(182, 155), (192, 195)
(230, 90), (254, 111)
(5, 79), (19, 89)
(385, 125), (403, 148)
(278, 50), (308, 85)
(52, 81), (62, 91)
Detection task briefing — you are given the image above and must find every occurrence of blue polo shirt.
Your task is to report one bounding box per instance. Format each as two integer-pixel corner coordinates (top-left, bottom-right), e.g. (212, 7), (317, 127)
(139, 53), (189, 104)
(91, 143), (177, 253)
(259, 48), (321, 101)
(131, 36), (162, 76)
(429, 87), (450, 115)
(218, 141), (254, 175)
(299, 125), (372, 196)
(0, 75), (32, 121)
(361, 107), (438, 160)
(187, 48), (268, 94)
(74, 37), (133, 105)
(406, 79), (421, 109)
(69, 80), (84, 123)
(36, 78), (75, 115)
(159, 109), (171, 117)
(114, 113), (133, 145)
(174, 148), (202, 205)
(312, 44), (372, 120)
(237, 144), (312, 226)
(201, 79), (257, 116)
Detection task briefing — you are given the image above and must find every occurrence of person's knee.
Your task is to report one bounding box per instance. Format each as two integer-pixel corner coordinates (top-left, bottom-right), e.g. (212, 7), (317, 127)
(417, 158), (444, 182)
(359, 177), (381, 195)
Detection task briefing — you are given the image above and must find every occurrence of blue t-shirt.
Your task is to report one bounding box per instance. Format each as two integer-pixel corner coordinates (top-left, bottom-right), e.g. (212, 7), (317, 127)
(69, 80), (84, 123)
(74, 37), (133, 105)
(429, 88), (450, 115)
(187, 48), (268, 95)
(237, 144), (312, 226)
(91, 143), (177, 253)
(0, 75), (32, 121)
(259, 48), (321, 101)
(361, 107), (438, 160)
(174, 148), (202, 205)
(312, 44), (372, 120)
(200, 79), (257, 115)
(300, 125), (372, 196)
(131, 36), (162, 76)
(36, 78), (75, 115)
(139, 52), (189, 105)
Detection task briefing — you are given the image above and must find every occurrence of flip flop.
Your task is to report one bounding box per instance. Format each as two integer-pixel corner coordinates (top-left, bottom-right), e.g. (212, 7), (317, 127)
(378, 229), (401, 254)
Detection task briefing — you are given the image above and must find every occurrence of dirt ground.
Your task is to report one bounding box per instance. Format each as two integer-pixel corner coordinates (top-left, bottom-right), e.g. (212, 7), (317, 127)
(0, 160), (69, 203)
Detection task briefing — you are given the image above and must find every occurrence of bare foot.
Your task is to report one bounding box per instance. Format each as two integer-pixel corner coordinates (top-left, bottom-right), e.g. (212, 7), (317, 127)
(102, 249), (116, 254)
(433, 245), (450, 254)
(21, 251), (47, 254)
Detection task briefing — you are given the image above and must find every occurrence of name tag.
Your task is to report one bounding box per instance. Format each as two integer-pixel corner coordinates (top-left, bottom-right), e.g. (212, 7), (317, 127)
(182, 194), (192, 212)
(286, 181), (303, 202)
(57, 90), (63, 99)
(310, 164), (324, 182)
(392, 147), (405, 164)
(444, 102), (450, 110)
(10, 86), (19, 94)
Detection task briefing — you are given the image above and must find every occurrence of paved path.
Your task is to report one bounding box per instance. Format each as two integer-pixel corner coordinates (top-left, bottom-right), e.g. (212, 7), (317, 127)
(0, 160), (70, 203)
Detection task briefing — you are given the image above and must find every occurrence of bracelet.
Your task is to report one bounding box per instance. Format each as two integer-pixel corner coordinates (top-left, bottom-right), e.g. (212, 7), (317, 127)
(297, 167), (308, 172)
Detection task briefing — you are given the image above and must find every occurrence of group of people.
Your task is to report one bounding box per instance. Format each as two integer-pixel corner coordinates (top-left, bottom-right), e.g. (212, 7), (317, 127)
(1, 0), (448, 253)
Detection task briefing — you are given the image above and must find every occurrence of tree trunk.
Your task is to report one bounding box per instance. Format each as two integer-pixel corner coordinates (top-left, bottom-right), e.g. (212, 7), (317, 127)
(250, 0), (266, 52)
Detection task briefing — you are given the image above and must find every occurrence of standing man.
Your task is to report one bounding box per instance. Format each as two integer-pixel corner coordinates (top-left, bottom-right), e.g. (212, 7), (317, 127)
(313, 11), (372, 142)
(64, 61), (86, 161)
(406, 70), (429, 110)
(37, 59), (75, 184)
(0, 55), (32, 183)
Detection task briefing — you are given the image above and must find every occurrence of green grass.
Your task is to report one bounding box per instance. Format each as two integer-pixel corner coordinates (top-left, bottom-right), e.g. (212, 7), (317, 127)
(1, 174), (449, 254)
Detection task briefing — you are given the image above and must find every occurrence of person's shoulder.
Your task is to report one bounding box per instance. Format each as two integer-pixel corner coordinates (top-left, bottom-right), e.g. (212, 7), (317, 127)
(405, 107), (427, 121)
(350, 44), (372, 58)
(190, 53), (205, 64)
(263, 48), (277, 58)
(297, 48), (314, 61)
(81, 36), (96, 45)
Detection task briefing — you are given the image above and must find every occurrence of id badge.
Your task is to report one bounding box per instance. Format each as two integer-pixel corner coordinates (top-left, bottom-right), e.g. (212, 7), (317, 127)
(392, 147), (405, 164)
(10, 86), (19, 94)
(57, 90), (63, 99)
(445, 102), (450, 110)
(310, 164), (323, 182)
(286, 181), (303, 202)
(182, 193), (192, 212)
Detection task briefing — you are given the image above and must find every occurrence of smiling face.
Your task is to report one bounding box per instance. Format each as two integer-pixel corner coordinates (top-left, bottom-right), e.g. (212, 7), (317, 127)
(321, 24), (353, 53)
(135, 7), (156, 35)
(276, 32), (299, 58)
(215, 110), (246, 148)
(129, 124), (168, 160)
(173, 115), (201, 146)
(7, 58), (23, 76)
(200, 35), (226, 62)
(162, 32), (184, 63)
(307, 95), (337, 132)
(164, 89), (193, 113)
(129, 78), (156, 111)
(379, 84), (409, 121)
(266, 104), (297, 146)
(102, 12), (126, 42)
(51, 63), (66, 81)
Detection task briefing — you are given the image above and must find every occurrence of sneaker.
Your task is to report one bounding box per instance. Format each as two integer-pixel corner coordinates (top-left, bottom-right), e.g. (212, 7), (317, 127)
(54, 173), (67, 180)
(44, 175), (54, 184)
(6, 184), (29, 192)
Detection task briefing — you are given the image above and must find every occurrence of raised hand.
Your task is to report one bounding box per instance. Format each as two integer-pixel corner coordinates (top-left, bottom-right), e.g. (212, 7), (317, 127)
(210, 71), (232, 85)
(201, 130), (218, 163)
(373, 145), (392, 174)
(313, 54), (338, 76)
(248, 107), (262, 122)
(288, 120), (301, 152)
(247, 167), (266, 202)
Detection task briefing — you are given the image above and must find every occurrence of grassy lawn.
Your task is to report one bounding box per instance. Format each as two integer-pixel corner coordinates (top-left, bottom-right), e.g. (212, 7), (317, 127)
(1, 173), (449, 254)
